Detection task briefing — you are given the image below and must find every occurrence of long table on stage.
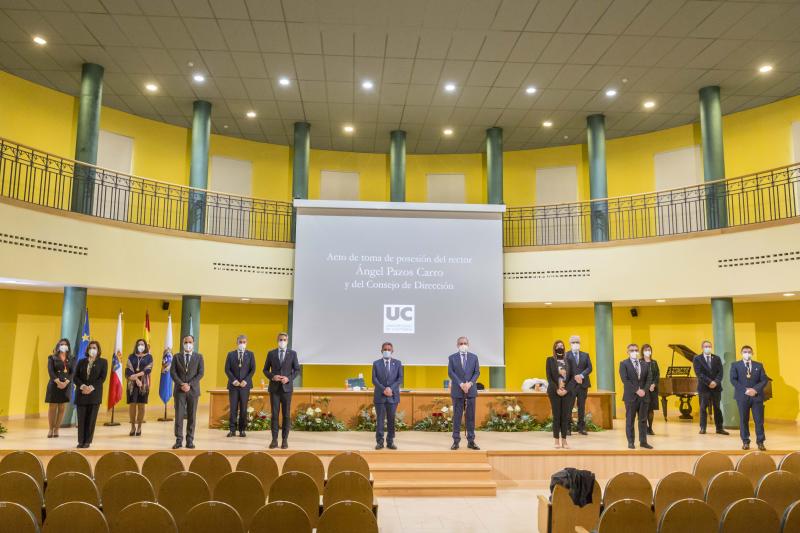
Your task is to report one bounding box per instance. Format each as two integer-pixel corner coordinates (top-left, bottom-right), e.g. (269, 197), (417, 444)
(208, 388), (615, 429)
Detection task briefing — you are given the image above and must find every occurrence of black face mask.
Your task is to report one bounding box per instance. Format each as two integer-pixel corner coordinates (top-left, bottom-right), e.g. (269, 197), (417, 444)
(555, 348), (565, 357)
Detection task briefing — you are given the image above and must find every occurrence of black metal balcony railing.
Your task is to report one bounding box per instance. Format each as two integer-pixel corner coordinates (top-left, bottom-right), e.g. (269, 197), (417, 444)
(1, 137), (798, 247)
(0, 138), (293, 243)
(504, 164), (800, 247)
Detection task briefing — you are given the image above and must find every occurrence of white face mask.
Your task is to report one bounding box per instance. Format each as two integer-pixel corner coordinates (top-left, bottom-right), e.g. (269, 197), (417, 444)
(571, 343), (580, 352)
(88, 348), (98, 357)
(458, 344), (468, 354)
(137, 344), (146, 353)
(629, 351), (639, 360)
(238, 343), (247, 351)
(58, 345), (69, 353)
(742, 352), (752, 361)
(184, 343), (193, 352)
(278, 340), (288, 350)
(643, 350), (652, 358)
(703, 347), (712, 355)
(382, 350), (392, 359)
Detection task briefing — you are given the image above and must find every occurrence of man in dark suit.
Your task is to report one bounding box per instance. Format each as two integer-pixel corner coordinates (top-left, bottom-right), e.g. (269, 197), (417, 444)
(224, 334), (256, 438)
(171, 335), (205, 449)
(567, 334), (593, 435)
(448, 336), (480, 450)
(619, 343), (653, 449)
(692, 340), (730, 435)
(263, 332), (300, 449)
(371, 341), (403, 450)
(730, 345), (769, 451)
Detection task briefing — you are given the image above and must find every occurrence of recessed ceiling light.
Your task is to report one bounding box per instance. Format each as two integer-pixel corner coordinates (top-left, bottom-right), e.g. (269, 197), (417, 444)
(784, 292), (796, 297)
(656, 299), (667, 303)
(442, 128), (453, 136)
(544, 302), (552, 306)
(542, 120), (553, 128)
(278, 77), (290, 86)
(605, 89), (617, 97)
(361, 80), (374, 90)
(444, 83), (456, 92)
(758, 64), (773, 74)
(525, 86), (537, 94)
(32, 35), (47, 45)
(223, 124), (229, 129)
(241, 297), (250, 301)
(643, 100), (655, 109)
(343, 125), (355, 133)
(246, 110), (257, 118)
(145, 83), (158, 92)
(563, 135), (569, 140)
(192, 73), (205, 83)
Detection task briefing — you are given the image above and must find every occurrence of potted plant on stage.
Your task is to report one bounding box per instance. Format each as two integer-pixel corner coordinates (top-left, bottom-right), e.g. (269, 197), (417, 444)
(541, 410), (603, 433)
(293, 396), (347, 431)
(413, 397), (454, 432)
(353, 403), (408, 431)
(482, 395), (542, 432)
(219, 398), (271, 432)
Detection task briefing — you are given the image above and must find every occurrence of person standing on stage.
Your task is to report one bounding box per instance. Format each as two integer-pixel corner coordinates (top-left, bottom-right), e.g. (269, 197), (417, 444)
(74, 340), (108, 449)
(224, 334), (256, 438)
(730, 345), (769, 451)
(546, 340), (576, 449)
(171, 335), (204, 449)
(45, 338), (74, 438)
(448, 336), (480, 450)
(264, 332), (300, 449)
(567, 334), (592, 436)
(125, 338), (153, 437)
(693, 340), (730, 435)
(371, 341), (403, 450)
(641, 344), (660, 436)
(619, 343), (653, 449)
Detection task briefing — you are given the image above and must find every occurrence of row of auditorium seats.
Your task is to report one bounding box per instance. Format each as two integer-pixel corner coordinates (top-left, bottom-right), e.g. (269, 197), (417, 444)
(0, 449), (377, 533)
(539, 450), (800, 533)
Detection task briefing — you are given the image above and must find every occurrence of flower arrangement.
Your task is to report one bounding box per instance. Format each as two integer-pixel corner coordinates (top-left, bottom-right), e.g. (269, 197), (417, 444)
(412, 397), (454, 432)
(353, 403), (408, 431)
(0, 420), (6, 438)
(482, 396), (543, 432)
(541, 411), (604, 433)
(293, 396), (347, 432)
(219, 404), (271, 431)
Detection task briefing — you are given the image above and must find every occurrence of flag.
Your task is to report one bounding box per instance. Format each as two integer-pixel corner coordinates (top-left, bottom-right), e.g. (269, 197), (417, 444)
(70, 308), (91, 404)
(107, 312), (123, 410)
(158, 313), (174, 406)
(144, 311), (151, 347)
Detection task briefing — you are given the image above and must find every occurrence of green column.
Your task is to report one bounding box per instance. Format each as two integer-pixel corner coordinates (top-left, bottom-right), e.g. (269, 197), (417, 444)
(587, 114), (609, 242)
(485, 127), (505, 388)
(180, 295), (201, 351)
(699, 86), (728, 230)
(594, 302), (615, 416)
(59, 286), (87, 427)
(187, 100), (211, 233)
(712, 297), (738, 427)
(290, 122), (310, 384)
(71, 63), (104, 215)
(390, 130), (406, 202)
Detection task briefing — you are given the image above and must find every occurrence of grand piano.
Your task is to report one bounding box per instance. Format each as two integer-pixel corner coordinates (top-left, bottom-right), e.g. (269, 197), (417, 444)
(658, 343), (772, 420)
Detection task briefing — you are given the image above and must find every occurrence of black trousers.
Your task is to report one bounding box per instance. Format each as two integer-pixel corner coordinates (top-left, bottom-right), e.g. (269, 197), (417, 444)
(573, 386), (588, 430)
(625, 396), (650, 445)
(76, 403), (100, 445)
(174, 393), (198, 443)
(452, 396), (476, 443)
(270, 389), (292, 440)
(549, 393), (573, 439)
(699, 389), (724, 431)
(229, 387), (250, 432)
(375, 402), (397, 444)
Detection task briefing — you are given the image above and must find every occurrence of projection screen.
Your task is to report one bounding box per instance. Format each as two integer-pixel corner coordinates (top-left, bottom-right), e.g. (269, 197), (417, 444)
(291, 200), (505, 366)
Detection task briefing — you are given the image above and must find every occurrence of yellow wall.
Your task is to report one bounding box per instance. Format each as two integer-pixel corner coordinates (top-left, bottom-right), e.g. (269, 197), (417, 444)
(503, 144), (589, 205)
(210, 134), (291, 202)
(308, 150), (388, 201)
(406, 153), (486, 203)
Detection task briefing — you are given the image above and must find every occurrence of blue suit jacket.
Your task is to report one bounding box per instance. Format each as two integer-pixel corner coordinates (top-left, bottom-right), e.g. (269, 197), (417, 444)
(448, 352), (480, 399)
(372, 358), (403, 405)
(224, 350), (256, 390)
(730, 360), (768, 402)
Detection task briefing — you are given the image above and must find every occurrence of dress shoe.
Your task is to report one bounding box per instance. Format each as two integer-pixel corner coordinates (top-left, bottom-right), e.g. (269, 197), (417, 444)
(375, 443), (384, 450)
(186, 441), (195, 449)
(640, 443), (653, 449)
(579, 430), (588, 436)
(451, 442), (459, 450)
(172, 441), (182, 449)
(716, 429), (730, 435)
(758, 443), (767, 451)
(239, 431), (246, 438)
(628, 443), (635, 449)
(281, 440), (289, 449)
(269, 440), (278, 449)
(699, 429), (707, 434)
(135, 429), (142, 437)
(742, 442), (750, 450)
(130, 429), (136, 436)
(387, 443), (397, 450)
(647, 429), (655, 436)
(467, 442), (480, 450)
(76, 443), (85, 449)
(227, 431), (236, 438)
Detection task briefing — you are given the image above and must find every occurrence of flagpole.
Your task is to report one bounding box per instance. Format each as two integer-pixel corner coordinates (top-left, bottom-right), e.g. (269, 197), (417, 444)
(104, 406), (120, 426)
(158, 311), (174, 422)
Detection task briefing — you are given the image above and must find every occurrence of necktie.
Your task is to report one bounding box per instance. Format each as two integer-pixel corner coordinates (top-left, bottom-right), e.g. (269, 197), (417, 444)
(238, 351), (243, 367)
(574, 352), (579, 365)
(385, 360), (390, 373)
(634, 360), (640, 379)
(184, 353), (189, 369)
(746, 362), (751, 376)
(706, 355), (711, 366)
(461, 353), (466, 370)
(279, 350), (284, 365)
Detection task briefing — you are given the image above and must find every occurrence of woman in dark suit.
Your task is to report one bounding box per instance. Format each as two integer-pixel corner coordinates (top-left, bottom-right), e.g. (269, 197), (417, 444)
(125, 338), (153, 437)
(642, 343), (660, 436)
(45, 338), (75, 438)
(546, 339), (577, 449)
(73, 340), (108, 449)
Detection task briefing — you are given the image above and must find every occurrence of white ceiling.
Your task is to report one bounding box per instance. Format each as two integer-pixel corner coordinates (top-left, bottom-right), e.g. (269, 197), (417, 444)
(1, 0), (799, 154)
